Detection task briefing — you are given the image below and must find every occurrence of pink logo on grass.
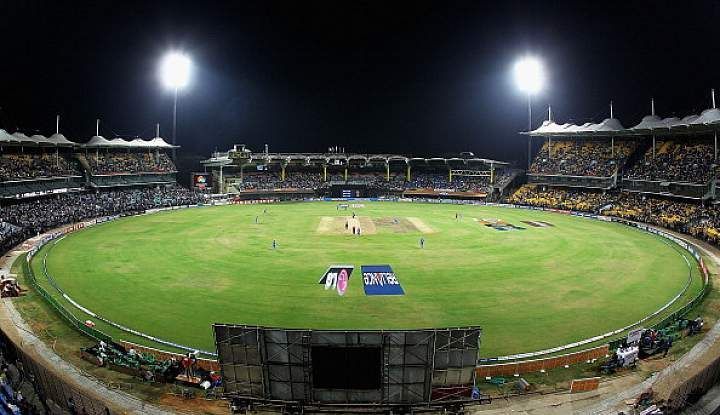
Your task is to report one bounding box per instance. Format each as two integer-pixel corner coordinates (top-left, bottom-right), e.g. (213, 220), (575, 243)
(336, 268), (349, 296)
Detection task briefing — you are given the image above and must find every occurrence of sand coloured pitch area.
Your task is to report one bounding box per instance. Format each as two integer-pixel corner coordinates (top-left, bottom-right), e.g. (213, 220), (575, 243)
(406, 217), (434, 233)
(316, 216), (432, 234)
(316, 216), (377, 234)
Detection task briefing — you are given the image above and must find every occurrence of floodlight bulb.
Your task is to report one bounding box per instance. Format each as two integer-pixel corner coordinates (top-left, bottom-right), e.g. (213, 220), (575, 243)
(160, 52), (192, 90)
(513, 56), (544, 95)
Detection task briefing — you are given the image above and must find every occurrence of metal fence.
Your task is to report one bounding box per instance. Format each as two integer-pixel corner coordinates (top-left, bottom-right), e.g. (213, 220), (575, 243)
(23, 251), (113, 344)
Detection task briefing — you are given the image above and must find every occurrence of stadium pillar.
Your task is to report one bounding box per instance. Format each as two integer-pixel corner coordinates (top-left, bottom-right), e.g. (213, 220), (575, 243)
(527, 93), (532, 169)
(652, 135), (656, 159)
(172, 87), (178, 162)
(55, 115), (60, 168)
(281, 163), (286, 182)
(448, 169), (452, 183)
(344, 167), (348, 181)
(406, 164), (411, 181)
(490, 162), (495, 184)
(715, 131), (718, 162)
(548, 138), (552, 160)
(386, 162), (390, 182)
(219, 166), (224, 193)
(611, 137), (615, 158)
(323, 164), (327, 182)
(240, 165), (244, 183)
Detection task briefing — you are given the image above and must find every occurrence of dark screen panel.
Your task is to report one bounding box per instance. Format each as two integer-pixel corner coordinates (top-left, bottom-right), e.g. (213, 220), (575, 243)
(312, 346), (381, 390)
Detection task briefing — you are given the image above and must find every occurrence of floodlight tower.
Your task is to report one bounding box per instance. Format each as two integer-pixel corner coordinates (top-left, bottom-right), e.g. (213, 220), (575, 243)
(513, 56), (545, 169)
(159, 51), (192, 161)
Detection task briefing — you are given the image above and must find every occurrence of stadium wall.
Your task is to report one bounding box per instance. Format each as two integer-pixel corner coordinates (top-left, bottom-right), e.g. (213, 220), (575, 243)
(665, 352), (720, 411)
(0, 328), (116, 414)
(475, 345), (609, 378)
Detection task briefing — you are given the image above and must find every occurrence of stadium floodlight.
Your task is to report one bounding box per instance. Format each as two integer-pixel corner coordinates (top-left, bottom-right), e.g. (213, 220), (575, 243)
(513, 55), (545, 168)
(159, 51), (192, 161)
(513, 56), (544, 96)
(160, 52), (192, 90)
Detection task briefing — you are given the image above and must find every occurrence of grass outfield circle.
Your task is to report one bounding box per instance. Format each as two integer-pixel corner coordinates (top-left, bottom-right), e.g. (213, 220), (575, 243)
(32, 201), (704, 357)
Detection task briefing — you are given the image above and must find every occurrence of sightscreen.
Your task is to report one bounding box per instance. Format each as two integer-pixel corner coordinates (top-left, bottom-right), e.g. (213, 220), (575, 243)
(312, 346), (381, 390)
(214, 324), (481, 404)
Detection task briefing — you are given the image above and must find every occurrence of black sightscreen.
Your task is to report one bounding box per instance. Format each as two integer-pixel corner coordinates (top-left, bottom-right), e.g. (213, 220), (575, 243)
(312, 346), (381, 390)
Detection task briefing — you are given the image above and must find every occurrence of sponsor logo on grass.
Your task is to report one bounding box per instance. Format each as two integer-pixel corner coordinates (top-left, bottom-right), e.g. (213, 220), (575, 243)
(318, 265), (354, 296)
(361, 265), (405, 296)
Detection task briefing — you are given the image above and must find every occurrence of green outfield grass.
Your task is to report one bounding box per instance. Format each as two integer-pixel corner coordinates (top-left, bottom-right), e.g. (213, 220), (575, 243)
(31, 201), (704, 357)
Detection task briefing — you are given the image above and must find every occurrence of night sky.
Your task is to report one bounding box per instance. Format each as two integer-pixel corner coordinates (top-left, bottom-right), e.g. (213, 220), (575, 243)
(2, 1), (720, 166)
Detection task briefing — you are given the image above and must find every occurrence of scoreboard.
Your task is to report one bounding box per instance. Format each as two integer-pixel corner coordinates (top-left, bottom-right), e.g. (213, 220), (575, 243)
(191, 172), (211, 190)
(330, 184), (368, 198)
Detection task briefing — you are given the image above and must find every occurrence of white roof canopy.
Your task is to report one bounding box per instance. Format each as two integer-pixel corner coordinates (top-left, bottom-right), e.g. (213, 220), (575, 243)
(48, 133), (76, 146)
(528, 118), (626, 136)
(528, 106), (720, 137)
(0, 130), (176, 149)
(82, 135), (177, 148)
(0, 130), (20, 144)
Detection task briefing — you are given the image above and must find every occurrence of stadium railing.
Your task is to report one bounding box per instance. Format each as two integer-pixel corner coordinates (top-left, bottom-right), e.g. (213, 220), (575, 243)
(527, 173), (615, 189)
(621, 178), (714, 200)
(25, 237), (114, 344)
(25, 208), (218, 357)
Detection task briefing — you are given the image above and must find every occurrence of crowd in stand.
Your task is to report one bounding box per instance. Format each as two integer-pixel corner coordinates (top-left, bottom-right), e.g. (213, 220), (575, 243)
(0, 186), (203, 254)
(603, 192), (720, 245)
(528, 137), (718, 184)
(508, 185), (720, 247)
(238, 172), (323, 190)
(0, 153), (81, 182)
(346, 172), (405, 190)
(405, 173), (490, 192)
(405, 173), (453, 189)
(603, 192), (700, 231)
(0, 151), (177, 181)
(86, 152), (176, 174)
(235, 170), (510, 193)
(625, 139), (716, 183)
(509, 185), (616, 212)
(530, 139), (637, 177)
(493, 169), (514, 188)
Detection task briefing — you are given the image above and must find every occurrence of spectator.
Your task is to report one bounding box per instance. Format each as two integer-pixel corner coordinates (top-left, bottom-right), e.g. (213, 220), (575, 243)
(86, 151), (176, 175)
(530, 139), (637, 177)
(0, 186), (203, 253)
(625, 139), (716, 184)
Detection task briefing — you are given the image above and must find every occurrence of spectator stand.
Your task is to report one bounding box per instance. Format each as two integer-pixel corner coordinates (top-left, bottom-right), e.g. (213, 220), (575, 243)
(524, 96), (720, 200)
(201, 146), (509, 199)
(81, 135), (178, 189)
(490, 168), (524, 200)
(622, 135), (717, 200)
(0, 129), (83, 199)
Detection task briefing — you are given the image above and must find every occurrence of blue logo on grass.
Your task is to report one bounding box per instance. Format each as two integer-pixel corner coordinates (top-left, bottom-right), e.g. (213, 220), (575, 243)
(361, 265), (405, 296)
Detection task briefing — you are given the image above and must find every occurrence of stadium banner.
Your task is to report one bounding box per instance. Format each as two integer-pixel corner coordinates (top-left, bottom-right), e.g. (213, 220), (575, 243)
(318, 265), (354, 296)
(361, 265), (405, 296)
